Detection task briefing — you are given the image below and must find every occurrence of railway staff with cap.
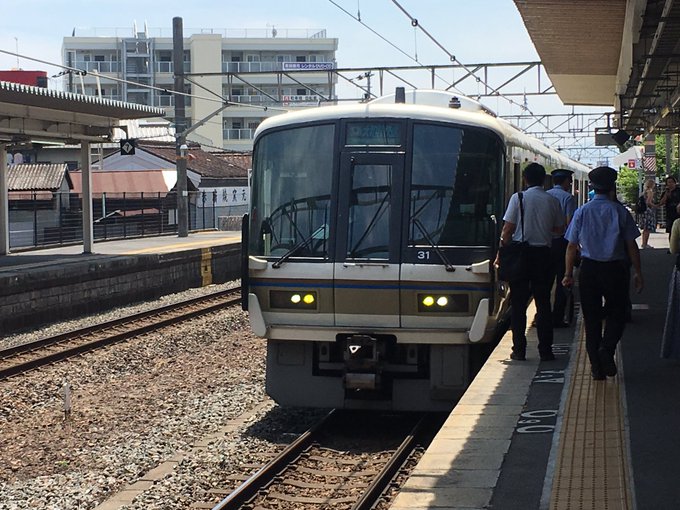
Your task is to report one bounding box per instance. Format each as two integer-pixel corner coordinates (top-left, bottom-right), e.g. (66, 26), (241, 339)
(547, 169), (577, 327)
(562, 166), (643, 380)
(498, 162), (564, 361)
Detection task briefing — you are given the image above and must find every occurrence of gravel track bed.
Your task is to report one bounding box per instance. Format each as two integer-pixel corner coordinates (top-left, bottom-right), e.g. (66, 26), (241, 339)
(0, 282), (326, 510)
(0, 281), (241, 351)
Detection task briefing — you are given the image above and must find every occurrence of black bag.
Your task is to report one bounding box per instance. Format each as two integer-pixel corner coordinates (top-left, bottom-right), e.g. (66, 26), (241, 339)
(498, 192), (528, 281)
(498, 241), (529, 281)
(636, 194), (647, 214)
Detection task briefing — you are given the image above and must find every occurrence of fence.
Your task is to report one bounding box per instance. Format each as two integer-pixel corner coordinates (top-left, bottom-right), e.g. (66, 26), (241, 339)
(8, 191), (234, 250)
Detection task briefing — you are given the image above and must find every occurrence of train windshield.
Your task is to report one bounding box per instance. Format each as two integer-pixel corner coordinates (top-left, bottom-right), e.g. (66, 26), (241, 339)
(250, 124), (335, 258)
(408, 124), (502, 248)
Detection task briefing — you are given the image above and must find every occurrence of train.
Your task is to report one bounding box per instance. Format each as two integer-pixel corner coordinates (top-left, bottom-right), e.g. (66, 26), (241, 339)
(241, 88), (590, 411)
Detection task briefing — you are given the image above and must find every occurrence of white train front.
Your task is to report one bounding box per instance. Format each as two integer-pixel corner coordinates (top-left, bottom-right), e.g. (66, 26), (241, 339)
(242, 89), (589, 411)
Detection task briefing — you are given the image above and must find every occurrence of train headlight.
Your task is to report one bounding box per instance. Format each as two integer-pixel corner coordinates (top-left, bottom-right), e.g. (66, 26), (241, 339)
(270, 290), (318, 310)
(417, 293), (469, 313)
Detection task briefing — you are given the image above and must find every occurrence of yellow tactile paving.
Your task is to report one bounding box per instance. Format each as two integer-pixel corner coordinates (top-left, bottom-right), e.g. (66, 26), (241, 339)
(550, 323), (634, 510)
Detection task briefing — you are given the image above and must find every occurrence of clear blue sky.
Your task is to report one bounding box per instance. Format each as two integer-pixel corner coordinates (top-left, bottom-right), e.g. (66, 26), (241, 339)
(0, 0), (614, 164)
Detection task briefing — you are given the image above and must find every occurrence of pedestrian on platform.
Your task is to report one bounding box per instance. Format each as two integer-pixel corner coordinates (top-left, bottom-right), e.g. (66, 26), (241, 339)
(659, 176), (680, 245)
(547, 168), (577, 327)
(497, 162), (564, 361)
(639, 178), (657, 249)
(562, 166), (643, 380)
(661, 205), (680, 360)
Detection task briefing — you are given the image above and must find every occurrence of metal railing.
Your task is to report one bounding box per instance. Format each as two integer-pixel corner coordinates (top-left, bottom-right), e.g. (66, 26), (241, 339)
(8, 191), (240, 250)
(222, 128), (254, 140)
(73, 61), (120, 73)
(222, 61), (334, 73)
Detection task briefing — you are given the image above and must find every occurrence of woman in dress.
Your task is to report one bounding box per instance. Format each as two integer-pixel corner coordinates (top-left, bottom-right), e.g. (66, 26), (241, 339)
(639, 178), (657, 249)
(661, 205), (680, 360)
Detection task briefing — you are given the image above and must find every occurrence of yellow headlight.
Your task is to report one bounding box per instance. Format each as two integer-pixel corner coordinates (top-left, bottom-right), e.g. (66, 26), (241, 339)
(303, 294), (315, 304)
(437, 296), (449, 307)
(422, 296), (435, 307)
(290, 294), (301, 304)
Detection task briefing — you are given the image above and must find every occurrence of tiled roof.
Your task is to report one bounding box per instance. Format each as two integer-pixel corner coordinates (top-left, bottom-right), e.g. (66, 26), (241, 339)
(69, 169), (195, 194)
(137, 142), (250, 179)
(7, 163), (71, 191)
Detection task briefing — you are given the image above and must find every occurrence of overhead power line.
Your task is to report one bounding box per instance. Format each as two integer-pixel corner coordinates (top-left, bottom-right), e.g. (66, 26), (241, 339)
(0, 48), (284, 112)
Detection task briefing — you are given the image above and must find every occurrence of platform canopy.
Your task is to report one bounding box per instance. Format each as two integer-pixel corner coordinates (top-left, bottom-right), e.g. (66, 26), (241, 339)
(514, 0), (680, 135)
(0, 81), (165, 255)
(0, 81), (164, 144)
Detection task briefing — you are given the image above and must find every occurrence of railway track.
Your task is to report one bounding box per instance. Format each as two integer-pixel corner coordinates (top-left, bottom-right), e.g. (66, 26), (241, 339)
(209, 410), (444, 510)
(0, 287), (242, 380)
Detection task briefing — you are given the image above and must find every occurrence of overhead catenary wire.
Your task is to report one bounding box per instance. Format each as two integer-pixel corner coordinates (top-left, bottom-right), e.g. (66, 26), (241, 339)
(0, 48), (285, 113)
(387, 0), (564, 144)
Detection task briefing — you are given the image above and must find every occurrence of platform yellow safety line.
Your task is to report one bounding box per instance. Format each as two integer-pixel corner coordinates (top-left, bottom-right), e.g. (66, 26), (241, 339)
(200, 248), (212, 286)
(122, 236), (240, 255)
(550, 323), (634, 510)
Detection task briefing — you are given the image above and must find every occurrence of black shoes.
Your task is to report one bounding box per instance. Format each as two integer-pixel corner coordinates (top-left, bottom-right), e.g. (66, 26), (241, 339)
(509, 350), (556, 361)
(592, 369), (606, 380)
(540, 351), (556, 361)
(598, 347), (617, 377)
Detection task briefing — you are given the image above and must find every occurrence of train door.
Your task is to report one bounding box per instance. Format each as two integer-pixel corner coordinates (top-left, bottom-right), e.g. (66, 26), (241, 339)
(334, 152), (405, 327)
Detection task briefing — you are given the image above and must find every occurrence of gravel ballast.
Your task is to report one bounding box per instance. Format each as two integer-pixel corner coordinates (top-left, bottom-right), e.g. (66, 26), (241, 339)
(0, 282), (326, 509)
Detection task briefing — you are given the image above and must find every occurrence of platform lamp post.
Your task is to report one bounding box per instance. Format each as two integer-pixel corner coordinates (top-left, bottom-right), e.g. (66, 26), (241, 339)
(173, 16), (188, 238)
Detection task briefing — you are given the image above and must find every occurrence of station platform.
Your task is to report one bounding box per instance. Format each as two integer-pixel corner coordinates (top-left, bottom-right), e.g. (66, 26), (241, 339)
(0, 231), (241, 333)
(391, 232), (680, 510)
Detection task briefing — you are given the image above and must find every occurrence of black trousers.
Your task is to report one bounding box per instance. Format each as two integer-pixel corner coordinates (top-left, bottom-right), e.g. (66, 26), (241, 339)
(509, 246), (554, 355)
(550, 237), (569, 323)
(579, 258), (629, 371)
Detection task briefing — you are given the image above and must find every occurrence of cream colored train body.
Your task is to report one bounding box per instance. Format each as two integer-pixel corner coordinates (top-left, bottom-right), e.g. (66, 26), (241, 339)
(243, 89), (590, 411)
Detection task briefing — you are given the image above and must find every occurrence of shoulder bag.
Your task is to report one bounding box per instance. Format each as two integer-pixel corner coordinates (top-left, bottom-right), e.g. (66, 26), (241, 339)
(498, 192), (529, 282)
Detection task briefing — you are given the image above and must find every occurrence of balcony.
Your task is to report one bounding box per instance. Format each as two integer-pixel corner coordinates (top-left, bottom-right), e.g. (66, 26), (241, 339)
(222, 61), (335, 73)
(73, 61), (120, 73)
(222, 128), (254, 140)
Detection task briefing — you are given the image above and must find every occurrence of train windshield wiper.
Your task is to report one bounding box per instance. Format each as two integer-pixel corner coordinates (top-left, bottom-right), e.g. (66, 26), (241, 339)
(412, 219), (455, 272)
(272, 224), (328, 268)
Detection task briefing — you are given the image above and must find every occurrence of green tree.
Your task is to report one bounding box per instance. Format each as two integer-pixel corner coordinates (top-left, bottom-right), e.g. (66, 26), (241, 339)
(617, 166), (640, 206)
(655, 134), (679, 179)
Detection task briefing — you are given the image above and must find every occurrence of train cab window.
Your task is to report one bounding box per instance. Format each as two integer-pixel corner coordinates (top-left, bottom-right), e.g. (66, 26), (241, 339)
(347, 163), (392, 259)
(408, 123), (503, 249)
(249, 124), (335, 258)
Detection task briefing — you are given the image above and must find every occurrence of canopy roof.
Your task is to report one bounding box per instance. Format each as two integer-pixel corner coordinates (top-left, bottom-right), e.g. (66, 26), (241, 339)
(0, 81), (165, 145)
(514, 0), (680, 135)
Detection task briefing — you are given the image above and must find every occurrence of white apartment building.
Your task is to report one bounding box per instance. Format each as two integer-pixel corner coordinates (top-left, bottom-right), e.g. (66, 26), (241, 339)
(62, 26), (339, 151)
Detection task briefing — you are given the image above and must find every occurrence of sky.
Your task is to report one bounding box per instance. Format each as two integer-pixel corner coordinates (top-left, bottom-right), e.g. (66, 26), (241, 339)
(0, 0), (615, 164)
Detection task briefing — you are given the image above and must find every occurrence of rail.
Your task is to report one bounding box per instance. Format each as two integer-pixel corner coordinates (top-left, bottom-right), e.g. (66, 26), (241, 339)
(0, 288), (241, 380)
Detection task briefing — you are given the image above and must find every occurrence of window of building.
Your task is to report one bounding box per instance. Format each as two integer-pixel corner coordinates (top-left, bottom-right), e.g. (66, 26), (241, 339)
(296, 55), (307, 62)
(94, 55), (105, 62)
(247, 54), (260, 62)
(296, 89), (307, 96)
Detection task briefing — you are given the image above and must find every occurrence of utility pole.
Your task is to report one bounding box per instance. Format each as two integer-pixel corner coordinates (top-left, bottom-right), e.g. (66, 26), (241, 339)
(173, 16), (188, 237)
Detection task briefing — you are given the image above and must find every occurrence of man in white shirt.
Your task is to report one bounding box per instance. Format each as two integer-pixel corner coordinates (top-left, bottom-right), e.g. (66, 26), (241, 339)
(497, 163), (565, 361)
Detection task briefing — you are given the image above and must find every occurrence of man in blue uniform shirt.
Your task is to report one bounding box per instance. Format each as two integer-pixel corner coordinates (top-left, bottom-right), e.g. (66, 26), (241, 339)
(498, 163), (564, 361)
(562, 166), (643, 380)
(547, 169), (578, 327)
